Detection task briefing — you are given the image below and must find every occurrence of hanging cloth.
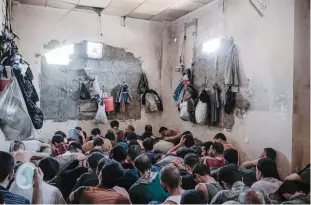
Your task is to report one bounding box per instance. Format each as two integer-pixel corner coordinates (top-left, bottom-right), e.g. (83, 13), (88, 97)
(142, 89), (163, 112)
(211, 84), (221, 125)
(224, 44), (239, 92)
(195, 90), (210, 124)
(116, 83), (132, 113)
(224, 86), (236, 115)
(13, 67), (43, 129)
(137, 72), (149, 94)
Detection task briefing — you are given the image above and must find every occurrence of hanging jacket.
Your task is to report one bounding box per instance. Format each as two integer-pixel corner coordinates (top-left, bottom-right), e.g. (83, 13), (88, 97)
(173, 82), (184, 102)
(116, 83), (132, 113)
(224, 86), (236, 115)
(142, 89), (163, 112)
(13, 67), (43, 129)
(211, 84), (221, 125)
(187, 98), (196, 123)
(225, 44), (239, 92)
(137, 72), (149, 95)
(116, 84), (131, 103)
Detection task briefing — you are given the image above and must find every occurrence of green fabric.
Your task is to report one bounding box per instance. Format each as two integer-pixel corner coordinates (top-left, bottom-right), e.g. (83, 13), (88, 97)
(300, 167), (310, 183)
(129, 173), (169, 204)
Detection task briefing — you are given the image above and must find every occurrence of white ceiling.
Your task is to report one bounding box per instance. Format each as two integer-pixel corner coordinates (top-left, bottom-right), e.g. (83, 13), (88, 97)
(18, 0), (214, 21)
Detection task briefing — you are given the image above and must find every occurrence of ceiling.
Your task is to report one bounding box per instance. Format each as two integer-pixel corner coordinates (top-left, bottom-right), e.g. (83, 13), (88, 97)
(18, 0), (214, 21)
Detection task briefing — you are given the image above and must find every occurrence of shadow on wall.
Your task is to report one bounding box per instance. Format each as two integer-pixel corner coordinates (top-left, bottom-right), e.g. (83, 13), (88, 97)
(276, 151), (291, 179)
(40, 41), (143, 122)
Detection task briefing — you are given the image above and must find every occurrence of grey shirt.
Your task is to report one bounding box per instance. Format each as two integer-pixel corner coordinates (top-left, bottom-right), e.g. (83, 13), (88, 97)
(211, 181), (246, 204)
(251, 177), (282, 197)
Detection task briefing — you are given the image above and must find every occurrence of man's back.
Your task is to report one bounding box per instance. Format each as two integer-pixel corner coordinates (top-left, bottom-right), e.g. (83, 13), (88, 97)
(211, 181), (246, 204)
(11, 151), (33, 163)
(9, 181), (65, 204)
(129, 172), (168, 204)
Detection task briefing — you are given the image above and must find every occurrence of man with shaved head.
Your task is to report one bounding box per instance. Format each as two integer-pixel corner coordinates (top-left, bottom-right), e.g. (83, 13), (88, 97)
(160, 165), (184, 204)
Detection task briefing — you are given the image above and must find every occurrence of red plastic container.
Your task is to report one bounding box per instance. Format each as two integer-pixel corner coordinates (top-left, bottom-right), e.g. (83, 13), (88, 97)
(103, 96), (114, 112)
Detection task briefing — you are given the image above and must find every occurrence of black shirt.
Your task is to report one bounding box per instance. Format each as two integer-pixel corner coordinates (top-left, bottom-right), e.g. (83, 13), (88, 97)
(181, 174), (197, 190)
(72, 171), (98, 191)
(57, 160), (88, 200)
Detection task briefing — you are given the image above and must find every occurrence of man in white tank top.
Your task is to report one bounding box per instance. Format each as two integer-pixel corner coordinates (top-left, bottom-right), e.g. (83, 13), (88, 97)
(160, 165), (184, 204)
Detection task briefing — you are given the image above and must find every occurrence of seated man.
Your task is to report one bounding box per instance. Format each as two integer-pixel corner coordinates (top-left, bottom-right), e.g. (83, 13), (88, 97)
(224, 148), (257, 187)
(167, 133), (201, 158)
(201, 141), (213, 157)
(72, 152), (105, 191)
(213, 133), (235, 150)
(160, 165), (184, 204)
(21, 139), (51, 154)
(277, 181), (310, 204)
(211, 164), (246, 204)
(180, 153), (200, 190)
(0, 151), (43, 204)
(238, 188), (265, 204)
(118, 145), (141, 191)
(180, 190), (207, 204)
(193, 163), (223, 203)
(83, 128), (112, 152)
(129, 154), (168, 204)
(251, 158), (282, 197)
(10, 157), (66, 204)
(110, 145), (133, 170)
(92, 138), (104, 150)
(159, 127), (182, 145)
(69, 160), (130, 204)
(203, 142), (225, 169)
(240, 147), (277, 168)
(141, 125), (158, 140)
(55, 142), (85, 171)
(96, 158), (130, 200)
(143, 138), (156, 162)
(285, 164), (310, 184)
(51, 134), (69, 156)
(11, 141), (49, 163)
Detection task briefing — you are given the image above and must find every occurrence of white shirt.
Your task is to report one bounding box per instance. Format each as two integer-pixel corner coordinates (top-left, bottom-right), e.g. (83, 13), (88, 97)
(10, 181), (66, 204)
(165, 195), (182, 204)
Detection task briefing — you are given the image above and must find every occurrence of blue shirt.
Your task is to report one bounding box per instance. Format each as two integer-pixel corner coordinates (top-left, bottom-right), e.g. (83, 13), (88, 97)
(0, 185), (30, 204)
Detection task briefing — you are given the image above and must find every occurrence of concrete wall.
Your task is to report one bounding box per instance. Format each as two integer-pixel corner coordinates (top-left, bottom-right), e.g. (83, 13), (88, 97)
(160, 0), (295, 177)
(8, 0), (306, 177)
(291, 0), (310, 171)
(10, 4), (164, 140)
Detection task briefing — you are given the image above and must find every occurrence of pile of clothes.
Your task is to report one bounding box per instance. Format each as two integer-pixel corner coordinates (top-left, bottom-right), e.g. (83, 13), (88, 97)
(173, 43), (241, 127)
(138, 72), (163, 113)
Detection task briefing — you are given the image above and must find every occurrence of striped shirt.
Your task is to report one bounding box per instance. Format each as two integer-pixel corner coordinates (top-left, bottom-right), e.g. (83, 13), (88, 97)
(0, 185), (30, 204)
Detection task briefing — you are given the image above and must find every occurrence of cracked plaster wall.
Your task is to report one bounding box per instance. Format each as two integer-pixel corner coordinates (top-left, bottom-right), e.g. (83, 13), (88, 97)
(4, 0), (303, 178)
(9, 4), (164, 140)
(160, 0), (295, 178)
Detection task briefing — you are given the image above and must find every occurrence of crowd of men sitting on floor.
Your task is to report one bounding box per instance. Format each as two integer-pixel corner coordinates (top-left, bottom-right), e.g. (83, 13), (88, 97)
(0, 120), (310, 204)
